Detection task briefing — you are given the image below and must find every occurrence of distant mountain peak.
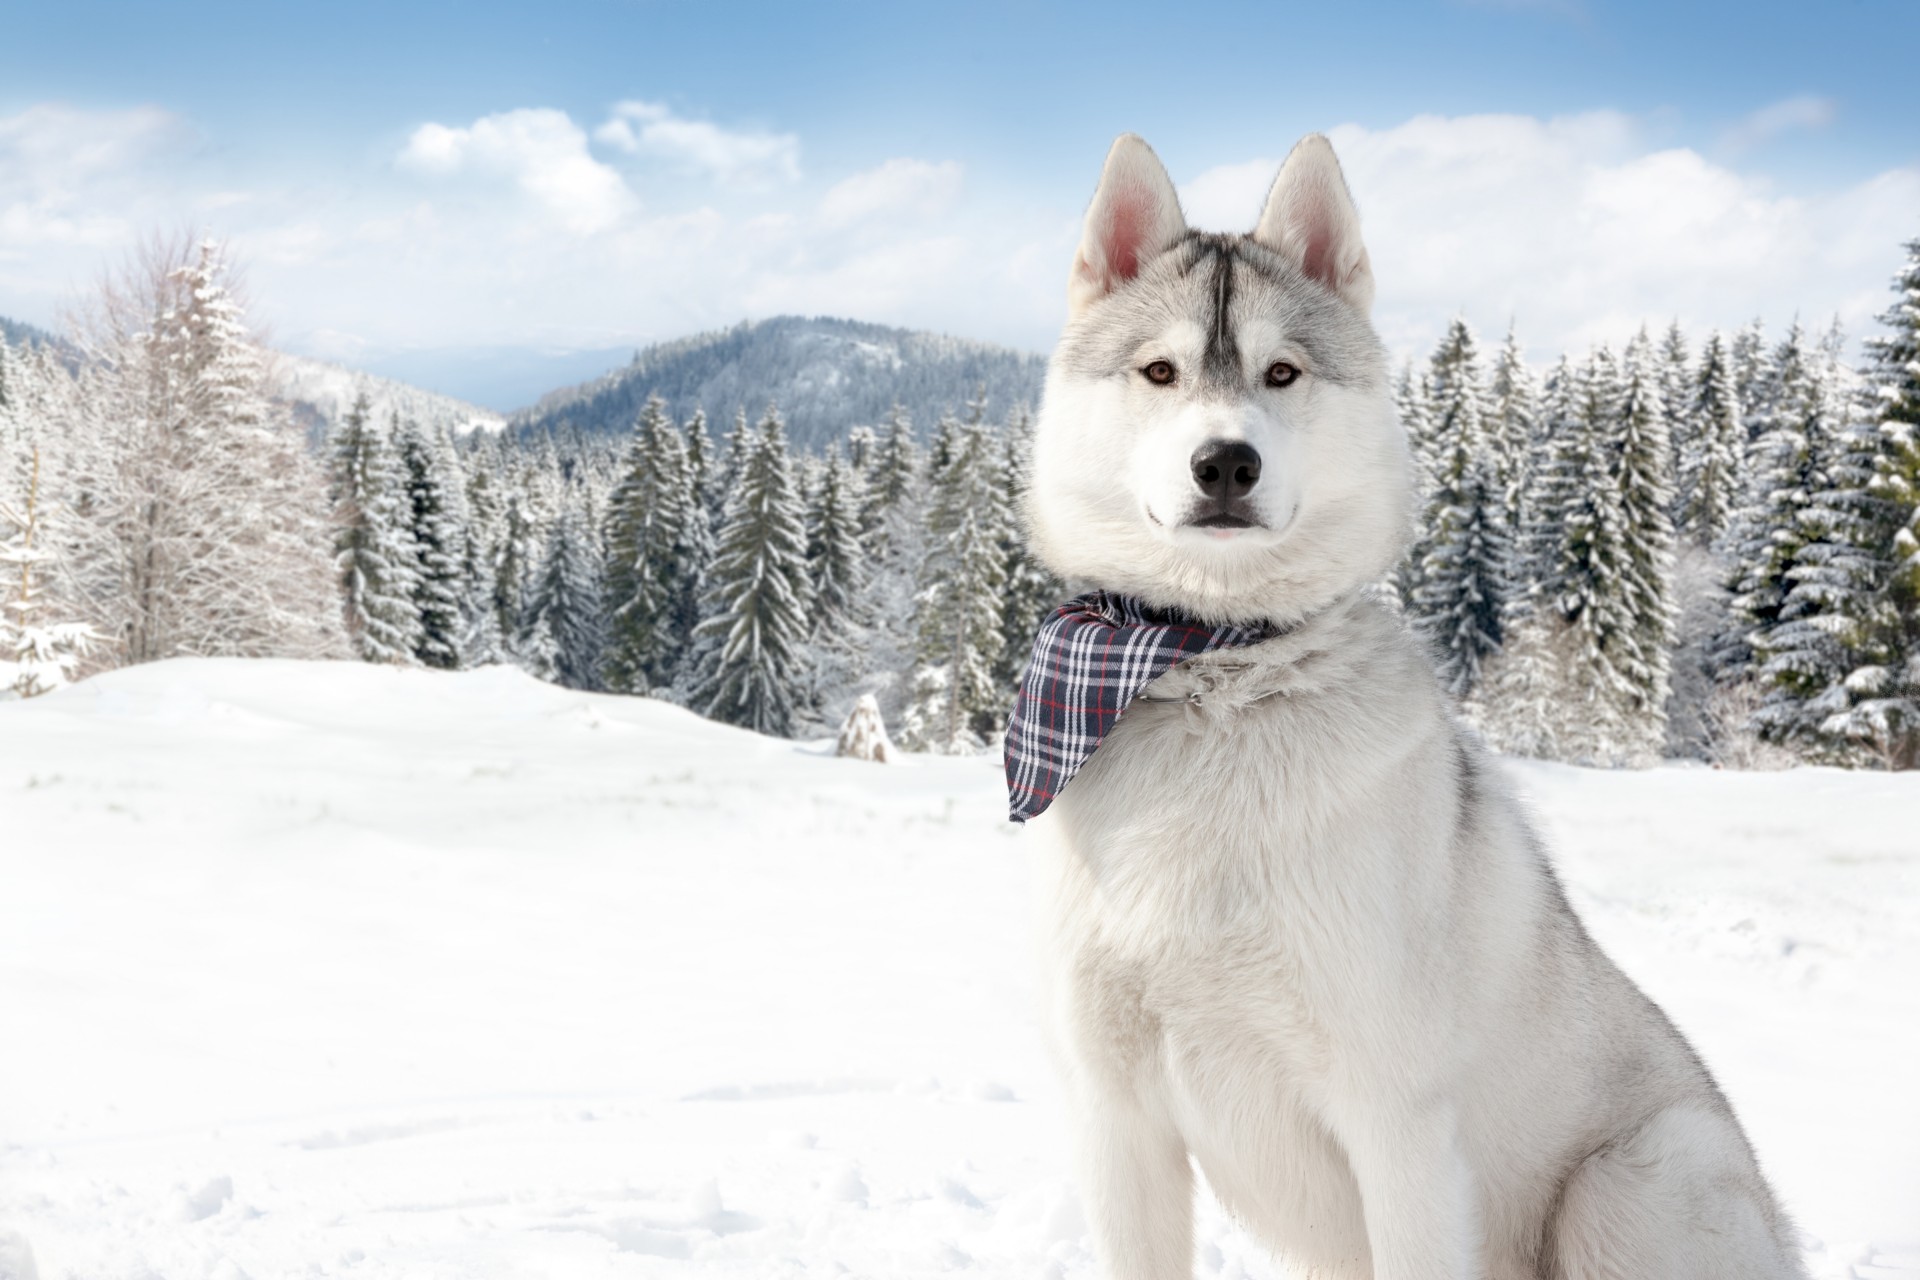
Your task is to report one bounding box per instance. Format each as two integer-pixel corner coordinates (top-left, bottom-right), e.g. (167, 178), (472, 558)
(510, 315), (1050, 451)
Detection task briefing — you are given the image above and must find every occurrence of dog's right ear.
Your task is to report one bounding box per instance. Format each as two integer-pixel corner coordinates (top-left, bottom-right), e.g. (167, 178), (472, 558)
(1068, 134), (1187, 318)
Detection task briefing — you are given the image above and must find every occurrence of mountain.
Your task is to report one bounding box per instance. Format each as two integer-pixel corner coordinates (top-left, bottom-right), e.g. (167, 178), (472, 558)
(274, 353), (505, 444)
(0, 313), (74, 359)
(508, 315), (1051, 452)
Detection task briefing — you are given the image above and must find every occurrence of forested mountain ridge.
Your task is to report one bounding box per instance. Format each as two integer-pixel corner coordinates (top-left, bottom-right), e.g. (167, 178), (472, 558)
(508, 315), (1050, 451)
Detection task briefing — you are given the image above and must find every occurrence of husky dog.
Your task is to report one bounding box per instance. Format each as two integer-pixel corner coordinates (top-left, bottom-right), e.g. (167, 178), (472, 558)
(1021, 134), (1806, 1280)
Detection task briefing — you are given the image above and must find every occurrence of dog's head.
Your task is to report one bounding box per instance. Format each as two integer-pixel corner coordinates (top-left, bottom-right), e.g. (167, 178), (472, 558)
(1027, 134), (1410, 626)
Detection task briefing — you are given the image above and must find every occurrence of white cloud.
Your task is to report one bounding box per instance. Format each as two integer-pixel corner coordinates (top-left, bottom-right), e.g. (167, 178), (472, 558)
(0, 103), (190, 254)
(1178, 112), (1920, 365)
(1723, 94), (1837, 152)
(818, 158), (964, 228)
(595, 100), (801, 187)
(397, 108), (635, 236)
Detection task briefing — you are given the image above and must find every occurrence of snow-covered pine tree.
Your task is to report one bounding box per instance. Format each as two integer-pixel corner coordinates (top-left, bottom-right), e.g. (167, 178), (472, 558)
(493, 489), (540, 661)
(66, 237), (342, 664)
(1731, 318), (1769, 443)
(997, 405), (1061, 686)
(519, 508), (605, 690)
(460, 452), (506, 663)
(1677, 329), (1745, 546)
(805, 444), (869, 645)
(1656, 320), (1692, 506)
(1487, 324), (1540, 543)
(396, 415), (466, 669)
(689, 403), (814, 736)
(1414, 318), (1511, 697)
(902, 415), (1012, 751)
(600, 395), (698, 694)
(1815, 237), (1920, 768)
(329, 394), (422, 664)
(1722, 321), (1830, 690)
(801, 443), (873, 723)
(1389, 362), (1438, 609)
(1611, 328), (1679, 756)
(1, 445), (96, 698)
(844, 424), (878, 476)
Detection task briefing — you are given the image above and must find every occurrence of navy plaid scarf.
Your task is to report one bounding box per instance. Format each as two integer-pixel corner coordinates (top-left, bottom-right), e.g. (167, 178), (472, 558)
(1004, 591), (1280, 823)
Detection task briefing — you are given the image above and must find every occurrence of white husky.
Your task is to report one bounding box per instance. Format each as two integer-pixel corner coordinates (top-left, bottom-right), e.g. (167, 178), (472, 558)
(1020, 133), (1806, 1280)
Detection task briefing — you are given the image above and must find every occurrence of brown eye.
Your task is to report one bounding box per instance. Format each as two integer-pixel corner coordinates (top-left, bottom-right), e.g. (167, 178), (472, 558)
(1266, 361), (1300, 388)
(1142, 360), (1176, 386)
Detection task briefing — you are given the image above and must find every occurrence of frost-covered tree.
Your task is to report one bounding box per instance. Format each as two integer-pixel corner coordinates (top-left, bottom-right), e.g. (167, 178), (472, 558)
(64, 236), (342, 664)
(601, 395), (699, 694)
(520, 509), (605, 690)
(1678, 330), (1745, 546)
(689, 404), (813, 735)
(1487, 324), (1540, 539)
(1414, 319), (1511, 696)
(998, 406), (1061, 685)
(329, 396), (421, 663)
(1722, 322), (1833, 685)
(396, 415), (466, 669)
(1389, 362), (1438, 609)
(1611, 329), (1678, 752)
(805, 444), (868, 645)
(1793, 245), (1920, 767)
(1, 446), (95, 697)
(903, 415), (1011, 750)
(460, 454), (506, 663)
(1655, 320), (1692, 501)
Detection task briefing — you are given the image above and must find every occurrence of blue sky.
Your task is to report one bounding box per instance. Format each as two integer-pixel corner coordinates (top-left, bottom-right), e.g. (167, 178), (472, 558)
(3, 0), (1917, 408)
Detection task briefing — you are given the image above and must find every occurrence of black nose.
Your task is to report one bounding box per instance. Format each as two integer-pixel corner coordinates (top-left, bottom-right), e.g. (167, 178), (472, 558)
(1190, 440), (1261, 500)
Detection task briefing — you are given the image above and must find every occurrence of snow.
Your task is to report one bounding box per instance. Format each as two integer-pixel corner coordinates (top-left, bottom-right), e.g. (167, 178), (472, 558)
(1, 659), (1914, 1279)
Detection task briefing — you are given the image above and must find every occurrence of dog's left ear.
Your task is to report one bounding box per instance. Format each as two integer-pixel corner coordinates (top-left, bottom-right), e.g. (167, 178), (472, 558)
(1253, 135), (1374, 315)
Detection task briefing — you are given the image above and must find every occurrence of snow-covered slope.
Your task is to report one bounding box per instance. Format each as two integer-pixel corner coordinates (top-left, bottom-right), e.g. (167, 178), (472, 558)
(274, 352), (505, 442)
(509, 315), (1049, 452)
(0, 660), (1914, 1279)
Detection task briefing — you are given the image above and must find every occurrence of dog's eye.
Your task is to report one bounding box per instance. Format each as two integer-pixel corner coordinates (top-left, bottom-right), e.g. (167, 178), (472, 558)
(1142, 360), (1177, 386)
(1266, 361), (1300, 388)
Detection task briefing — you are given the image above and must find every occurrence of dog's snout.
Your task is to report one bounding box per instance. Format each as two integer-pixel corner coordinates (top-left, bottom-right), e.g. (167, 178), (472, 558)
(1190, 440), (1262, 501)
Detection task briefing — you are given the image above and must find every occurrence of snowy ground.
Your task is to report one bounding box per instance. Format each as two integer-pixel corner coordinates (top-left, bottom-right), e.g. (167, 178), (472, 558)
(1, 660), (1915, 1280)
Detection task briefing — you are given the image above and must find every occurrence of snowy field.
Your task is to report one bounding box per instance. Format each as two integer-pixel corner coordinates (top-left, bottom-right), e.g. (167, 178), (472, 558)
(1, 660), (1915, 1280)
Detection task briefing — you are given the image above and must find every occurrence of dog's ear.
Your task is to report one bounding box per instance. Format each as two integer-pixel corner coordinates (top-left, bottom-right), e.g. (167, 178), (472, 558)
(1253, 135), (1374, 314)
(1068, 134), (1187, 318)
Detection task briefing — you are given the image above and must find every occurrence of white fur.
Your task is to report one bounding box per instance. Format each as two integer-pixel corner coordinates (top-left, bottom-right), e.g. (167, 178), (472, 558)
(1023, 134), (1806, 1280)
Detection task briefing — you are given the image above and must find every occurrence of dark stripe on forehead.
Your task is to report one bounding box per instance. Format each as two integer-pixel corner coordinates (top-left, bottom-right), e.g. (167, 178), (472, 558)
(1202, 245), (1241, 385)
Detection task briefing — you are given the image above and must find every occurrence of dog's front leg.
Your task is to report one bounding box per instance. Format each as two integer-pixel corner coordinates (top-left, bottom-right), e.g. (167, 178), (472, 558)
(1075, 1099), (1194, 1280)
(1335, 1101), (1479, 1280)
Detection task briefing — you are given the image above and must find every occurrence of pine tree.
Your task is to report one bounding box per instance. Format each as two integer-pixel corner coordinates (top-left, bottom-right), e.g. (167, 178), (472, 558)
(1414, 318), (1511, 697)
(1730, 319), (1769, 443)
(396, 416), (466, 669)
(997, 405), (1060, 685)
(601, 395), (698, 694)
(903, 415), (1012, 750)
(1487, 324), (1540, 542)
(690, 404), (814, 736)
(1612, 328), (1678, 754)
(1, 445), (96, 697)
(460, 453), (506, 663)
(1723, 322), (1832, 688)
(806, 444), (869, 645)
(520, 509), (605, 689)
(1677, 330), (1745, 546)
(1389, 362), (1438, 609)
(1656, 320), (1692, 508)
(1785, 246), (1920, 766)
(329, 394), (421, 663)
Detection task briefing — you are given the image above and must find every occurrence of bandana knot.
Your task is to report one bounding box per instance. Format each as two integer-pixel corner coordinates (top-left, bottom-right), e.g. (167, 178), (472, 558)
(1003, 591), (1280, 823)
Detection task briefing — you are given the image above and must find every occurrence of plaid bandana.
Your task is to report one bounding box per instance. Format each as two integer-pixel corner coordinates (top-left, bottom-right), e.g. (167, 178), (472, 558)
(1004, 591), (1280, 823)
